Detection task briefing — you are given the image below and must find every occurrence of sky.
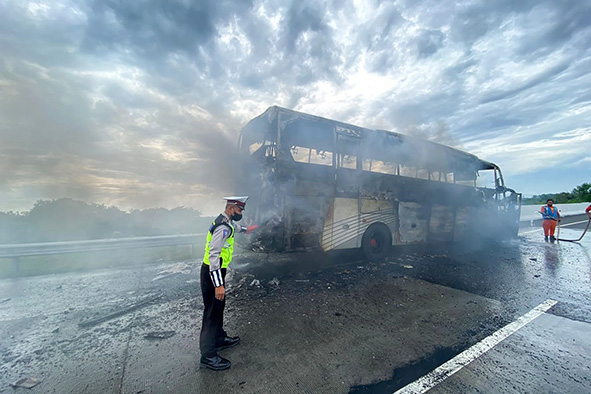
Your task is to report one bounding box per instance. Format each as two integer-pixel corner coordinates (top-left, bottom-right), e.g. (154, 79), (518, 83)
(1, 0), (590, 215)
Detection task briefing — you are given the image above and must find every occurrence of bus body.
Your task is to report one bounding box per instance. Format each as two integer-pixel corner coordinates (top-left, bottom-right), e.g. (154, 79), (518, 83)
(238, 106), (521, 260)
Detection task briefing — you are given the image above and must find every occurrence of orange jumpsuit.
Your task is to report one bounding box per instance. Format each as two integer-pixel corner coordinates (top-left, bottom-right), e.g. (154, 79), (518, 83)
(541, 206), (559, 236)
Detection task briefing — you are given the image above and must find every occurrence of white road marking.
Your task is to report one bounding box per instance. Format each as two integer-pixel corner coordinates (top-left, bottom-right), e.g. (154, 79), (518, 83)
(558, 220), (590, 227)
(393, 299), (558, 394)
(520, 220), (590, 235)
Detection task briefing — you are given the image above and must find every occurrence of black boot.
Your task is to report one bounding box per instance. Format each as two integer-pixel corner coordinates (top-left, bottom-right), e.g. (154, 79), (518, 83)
(544, 236), (548, 242)
(200, 354), (231, 371)
(550, 236), (556, 242)
(215, 336), (241, 351)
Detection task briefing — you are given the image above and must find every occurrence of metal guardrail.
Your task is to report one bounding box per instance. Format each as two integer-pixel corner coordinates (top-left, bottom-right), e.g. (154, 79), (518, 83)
(0, 233), (206, 259)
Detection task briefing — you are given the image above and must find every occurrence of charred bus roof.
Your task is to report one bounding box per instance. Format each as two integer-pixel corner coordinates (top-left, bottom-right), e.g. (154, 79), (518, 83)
(240, 105), (499, 177)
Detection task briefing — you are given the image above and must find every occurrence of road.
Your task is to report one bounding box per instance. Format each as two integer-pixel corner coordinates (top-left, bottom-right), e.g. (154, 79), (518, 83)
(1, 216), (590, 393)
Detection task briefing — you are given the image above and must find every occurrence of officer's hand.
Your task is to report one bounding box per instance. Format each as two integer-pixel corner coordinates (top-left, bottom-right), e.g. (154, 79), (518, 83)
(246, 225), (259, 234)
(215, 285), (225, 301)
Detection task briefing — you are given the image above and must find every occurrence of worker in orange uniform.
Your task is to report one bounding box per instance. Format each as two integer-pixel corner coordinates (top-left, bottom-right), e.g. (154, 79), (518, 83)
(541, 199), (560, 242)
(586, 204), (591, 218)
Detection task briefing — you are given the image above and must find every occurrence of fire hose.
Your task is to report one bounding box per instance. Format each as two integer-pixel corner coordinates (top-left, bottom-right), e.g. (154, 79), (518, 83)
(558, 216), (591, 243)
(537, 211), (591, 243)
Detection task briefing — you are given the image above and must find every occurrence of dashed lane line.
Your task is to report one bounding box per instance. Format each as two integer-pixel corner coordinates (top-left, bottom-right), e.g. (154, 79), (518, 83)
(393, 299), (558, 394)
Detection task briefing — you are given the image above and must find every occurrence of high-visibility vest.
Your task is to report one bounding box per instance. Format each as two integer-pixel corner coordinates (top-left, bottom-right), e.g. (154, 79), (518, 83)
(203, 215), (235, 268)
(541, 206), (558, 219)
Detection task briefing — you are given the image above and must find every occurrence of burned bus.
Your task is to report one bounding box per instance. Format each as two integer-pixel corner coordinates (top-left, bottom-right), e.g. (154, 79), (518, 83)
(238, 106), (521, 261)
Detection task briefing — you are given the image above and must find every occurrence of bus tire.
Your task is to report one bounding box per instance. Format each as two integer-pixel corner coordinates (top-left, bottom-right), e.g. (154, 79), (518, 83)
(362, 223), (392, 262)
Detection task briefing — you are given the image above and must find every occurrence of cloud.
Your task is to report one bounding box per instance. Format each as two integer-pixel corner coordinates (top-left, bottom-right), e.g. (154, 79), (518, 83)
(1, 0), (590, 214)
(416, 29), (446, 58)
(479, 63), (570, 104)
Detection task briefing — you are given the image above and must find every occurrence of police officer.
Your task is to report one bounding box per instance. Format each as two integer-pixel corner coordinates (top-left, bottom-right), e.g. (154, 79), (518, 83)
(200, 196), (258, 371)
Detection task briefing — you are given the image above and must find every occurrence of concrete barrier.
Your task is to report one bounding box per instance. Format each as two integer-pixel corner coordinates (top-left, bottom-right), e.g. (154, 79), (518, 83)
(0, 233), (206, 259)
(520, 202), (591, 222)
(0, 233), (206, 275)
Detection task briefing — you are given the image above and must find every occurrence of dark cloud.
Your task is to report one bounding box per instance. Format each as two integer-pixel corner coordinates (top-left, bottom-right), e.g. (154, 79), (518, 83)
(449, 7), (496, 45)
(416, 29), (446, 58)
(516, 1), (591, 60)
(1, 0), (590, 211)
(0, 2), (87, 68)
(358, 5), (405, 73)
(276, 1), (343, 85)
(0, 62), (101, 156)
(447, 0), (538, 46)
(282, 2), (327, 51)
(82, 0), (253, 58)
(480, 62), (570, 104)
(381, 90), (464, 133)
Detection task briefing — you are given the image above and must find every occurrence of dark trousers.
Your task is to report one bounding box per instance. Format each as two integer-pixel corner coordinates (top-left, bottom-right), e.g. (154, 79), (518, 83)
(199, 263), (227, 357)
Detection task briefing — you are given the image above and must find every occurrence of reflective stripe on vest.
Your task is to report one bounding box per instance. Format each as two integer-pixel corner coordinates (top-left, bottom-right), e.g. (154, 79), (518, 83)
(203, 217), (235, 268)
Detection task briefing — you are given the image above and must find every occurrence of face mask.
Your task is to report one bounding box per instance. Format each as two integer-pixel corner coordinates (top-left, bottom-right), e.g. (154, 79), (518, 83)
(232, 213), (243, 222)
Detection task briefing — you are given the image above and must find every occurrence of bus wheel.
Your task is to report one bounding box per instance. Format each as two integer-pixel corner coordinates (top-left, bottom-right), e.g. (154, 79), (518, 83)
(362, 223), (392, 262)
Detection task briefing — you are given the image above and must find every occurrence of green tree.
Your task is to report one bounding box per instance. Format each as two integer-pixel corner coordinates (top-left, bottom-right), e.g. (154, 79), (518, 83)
(522, 182), (591, 204)
(572, 183), (591, 202)
(0, 199), (211, 243)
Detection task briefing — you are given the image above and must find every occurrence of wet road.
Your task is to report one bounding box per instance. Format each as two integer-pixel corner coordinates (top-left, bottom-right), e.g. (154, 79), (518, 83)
(0, 218), (590, 393)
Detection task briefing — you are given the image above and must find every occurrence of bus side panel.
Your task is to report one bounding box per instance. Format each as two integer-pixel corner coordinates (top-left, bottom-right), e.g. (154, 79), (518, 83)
(454, 207), (473, 241)
(284, 195), (326, 251)
(398, 202), (429, 244)
(321, 197), (359, 251)
(321, 198), (397, 251)
(360, 199), (397, 245)
(429, 205), (455, 242)
(474, 207), (501, 239)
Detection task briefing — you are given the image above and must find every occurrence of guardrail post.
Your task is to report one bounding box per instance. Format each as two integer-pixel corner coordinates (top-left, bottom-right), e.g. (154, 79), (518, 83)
(12, 257), (21, 277)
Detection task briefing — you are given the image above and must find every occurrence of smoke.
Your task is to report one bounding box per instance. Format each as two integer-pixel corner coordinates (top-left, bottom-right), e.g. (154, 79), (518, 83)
(404, 120), (463, 150)
(0, 198), (217, 244)
(238, 107), (520, 254)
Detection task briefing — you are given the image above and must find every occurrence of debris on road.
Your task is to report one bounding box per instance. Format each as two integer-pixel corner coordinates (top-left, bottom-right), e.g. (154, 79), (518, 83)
(250, 279), (261, 287)
(10, 377), (41, 389)
(235, 275), (253, 288)
(152, 263), (193, 281)
(144, 331), (176, 340)
(0, 298), (10, 304)
(268, 278), (280, 287)
(529, 258), (538, 261)
(78, 294), (162, 328)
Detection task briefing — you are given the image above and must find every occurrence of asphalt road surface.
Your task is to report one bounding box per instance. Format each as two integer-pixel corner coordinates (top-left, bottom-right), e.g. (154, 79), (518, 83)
(1, 216), (590, 393)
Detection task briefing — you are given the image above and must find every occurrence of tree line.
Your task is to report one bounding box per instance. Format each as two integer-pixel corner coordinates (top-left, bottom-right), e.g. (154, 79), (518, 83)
(0, 198), (213, 244)
(522, 182), (591, 205)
